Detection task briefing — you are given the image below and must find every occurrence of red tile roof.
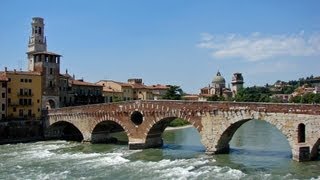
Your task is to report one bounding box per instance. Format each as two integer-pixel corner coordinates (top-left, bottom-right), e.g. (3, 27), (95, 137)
(70, 79), (102, 87)
(103, 86), (122, 93)
(148, 84), (169, 90)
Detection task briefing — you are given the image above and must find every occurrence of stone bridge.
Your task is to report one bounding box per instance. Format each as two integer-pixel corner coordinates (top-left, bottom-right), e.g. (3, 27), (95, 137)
(45, 100), (320, 161)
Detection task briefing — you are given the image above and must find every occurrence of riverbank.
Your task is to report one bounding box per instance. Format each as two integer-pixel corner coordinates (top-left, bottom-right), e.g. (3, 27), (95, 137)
(0, 136), (44, 145)
(165, 125), (193, 131)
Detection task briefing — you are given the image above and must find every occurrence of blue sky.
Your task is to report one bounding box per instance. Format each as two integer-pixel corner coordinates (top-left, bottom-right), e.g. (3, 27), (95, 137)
(0, 0), (319, 93)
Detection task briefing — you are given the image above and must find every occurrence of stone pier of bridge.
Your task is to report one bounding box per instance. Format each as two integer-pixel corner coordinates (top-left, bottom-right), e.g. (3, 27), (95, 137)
(45, 100), (320, 162)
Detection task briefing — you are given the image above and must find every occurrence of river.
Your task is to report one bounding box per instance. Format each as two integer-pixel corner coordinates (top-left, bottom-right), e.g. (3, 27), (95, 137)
(0, 120), (319, 179)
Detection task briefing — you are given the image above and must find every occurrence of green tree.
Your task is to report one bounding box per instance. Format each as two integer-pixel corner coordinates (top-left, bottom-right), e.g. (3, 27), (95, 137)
(290, 93), (320, 104)
(234, 86), (272, 102)
(281, 86), (296, 94)
(207, 94), (225, 101)
(162, 85), (184, 100)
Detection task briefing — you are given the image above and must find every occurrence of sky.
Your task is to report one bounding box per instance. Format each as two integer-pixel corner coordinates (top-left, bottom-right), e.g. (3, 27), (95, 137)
(0, 0), (319, 93)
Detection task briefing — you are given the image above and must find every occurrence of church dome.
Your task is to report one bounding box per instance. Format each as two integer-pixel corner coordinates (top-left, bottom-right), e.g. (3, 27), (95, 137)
(212, 71), (226, 85)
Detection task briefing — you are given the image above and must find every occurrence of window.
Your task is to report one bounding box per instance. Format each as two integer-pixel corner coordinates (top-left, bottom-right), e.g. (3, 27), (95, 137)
(28, 89), (32, 96)
(8, 78), (11, 82)
(13, 107), (16, 112)
(20, 89), (23, 96)
(29, 79), (32, 83)
(1, 104), (4, 111)
(8, 98), (11, 104)
(24, 99), (27, 105)
(19, 109), (23, 117)
(49, 81), (53, 87)
(50, 68), (53, 75)
(28, 110), (32, 117)
(1, 93), (5, 98)
(37, 99), (40, 103)
(19, 99), (23, 105)
(2, 82), (6, 88)
(8, 88), (11, 94)
(20, 79), (23, 82)
(28, 99), (31, 105)
(1, 114), (4, 119)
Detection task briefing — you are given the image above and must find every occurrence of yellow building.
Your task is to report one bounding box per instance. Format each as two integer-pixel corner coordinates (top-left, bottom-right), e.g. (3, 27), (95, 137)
(3, 70), (42, 120)
(128, 79), (153, 100)
(97, 79), (168, 102)
(96, 80), (133, 102)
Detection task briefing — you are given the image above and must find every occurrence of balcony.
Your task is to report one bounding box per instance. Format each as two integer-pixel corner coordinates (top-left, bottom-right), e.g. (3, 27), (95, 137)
(8, 102), (34, 107)
(17, 93), (34, 97)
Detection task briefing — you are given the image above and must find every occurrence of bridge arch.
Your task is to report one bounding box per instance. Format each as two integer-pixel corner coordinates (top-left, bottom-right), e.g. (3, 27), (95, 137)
(90, 116), (131, 144)
(91, 120), (129, 144)
(45, 120), (84, 141)
(143, 113), (202, 149)
(211, 117), (294, 156)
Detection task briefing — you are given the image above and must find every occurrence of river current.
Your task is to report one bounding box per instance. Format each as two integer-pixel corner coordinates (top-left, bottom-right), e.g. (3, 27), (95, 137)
(0, 120), (319, 179)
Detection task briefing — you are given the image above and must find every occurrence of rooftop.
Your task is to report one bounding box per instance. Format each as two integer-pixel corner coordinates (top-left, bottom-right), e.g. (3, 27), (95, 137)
(27, 51), (62, 56)
(70, 79), (102, 87)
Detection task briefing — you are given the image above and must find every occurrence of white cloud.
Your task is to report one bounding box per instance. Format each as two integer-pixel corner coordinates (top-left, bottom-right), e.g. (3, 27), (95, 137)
(197, 32), (320, 61)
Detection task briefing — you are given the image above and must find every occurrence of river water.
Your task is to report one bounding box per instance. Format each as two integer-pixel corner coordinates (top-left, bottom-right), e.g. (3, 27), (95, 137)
(0, 120), (319, 179)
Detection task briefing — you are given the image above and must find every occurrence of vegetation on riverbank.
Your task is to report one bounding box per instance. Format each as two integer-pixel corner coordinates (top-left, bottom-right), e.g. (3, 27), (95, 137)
(168, 118), (190, 127)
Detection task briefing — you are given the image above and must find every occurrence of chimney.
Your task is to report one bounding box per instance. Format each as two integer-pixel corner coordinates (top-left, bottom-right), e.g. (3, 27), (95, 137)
(4, 67), (7, 72)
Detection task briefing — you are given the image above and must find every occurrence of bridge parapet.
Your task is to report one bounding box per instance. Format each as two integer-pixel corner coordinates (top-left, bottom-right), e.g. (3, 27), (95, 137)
(48, 100), (320, 115)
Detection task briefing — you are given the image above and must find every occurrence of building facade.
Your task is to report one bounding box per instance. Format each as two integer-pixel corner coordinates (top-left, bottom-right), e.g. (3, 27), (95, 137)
(0, 73), (8, 120)
(4, 70), (42, 119)
(71, 79), (103, 106)
(97, 79), (169, 102)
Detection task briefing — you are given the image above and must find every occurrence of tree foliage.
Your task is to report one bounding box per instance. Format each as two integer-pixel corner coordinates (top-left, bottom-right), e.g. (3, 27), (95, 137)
(289, 93), (320, 104)
(168, 118), (190, 127)
(234, 86), (272, 102)
(162, 85), (184, 100)
(207, 94), (225, 101)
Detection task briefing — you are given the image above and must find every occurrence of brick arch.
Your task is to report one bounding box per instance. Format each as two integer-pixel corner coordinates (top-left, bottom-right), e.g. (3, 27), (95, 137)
(211, 115), (294, 155)
(142, 112), (202, 148)
(90, 115), (131, 140)
(145, 113), (202, 133)
(49, 119), (85, 134)
(46, 120), (84, 141)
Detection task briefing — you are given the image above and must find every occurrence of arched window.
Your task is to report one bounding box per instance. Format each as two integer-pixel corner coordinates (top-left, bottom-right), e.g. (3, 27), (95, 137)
(39, 27), (42, 35)
(298, 123), (306, 143)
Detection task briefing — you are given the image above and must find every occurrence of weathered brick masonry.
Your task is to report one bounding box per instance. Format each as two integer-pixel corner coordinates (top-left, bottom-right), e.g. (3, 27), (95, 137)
(46, 100), (320, 161)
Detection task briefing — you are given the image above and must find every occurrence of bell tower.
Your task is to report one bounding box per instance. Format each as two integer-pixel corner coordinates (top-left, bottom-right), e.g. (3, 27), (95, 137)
(231, 73), (244, 97)
(26, 17), (61, 109)
(27, 17), (47, 71)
